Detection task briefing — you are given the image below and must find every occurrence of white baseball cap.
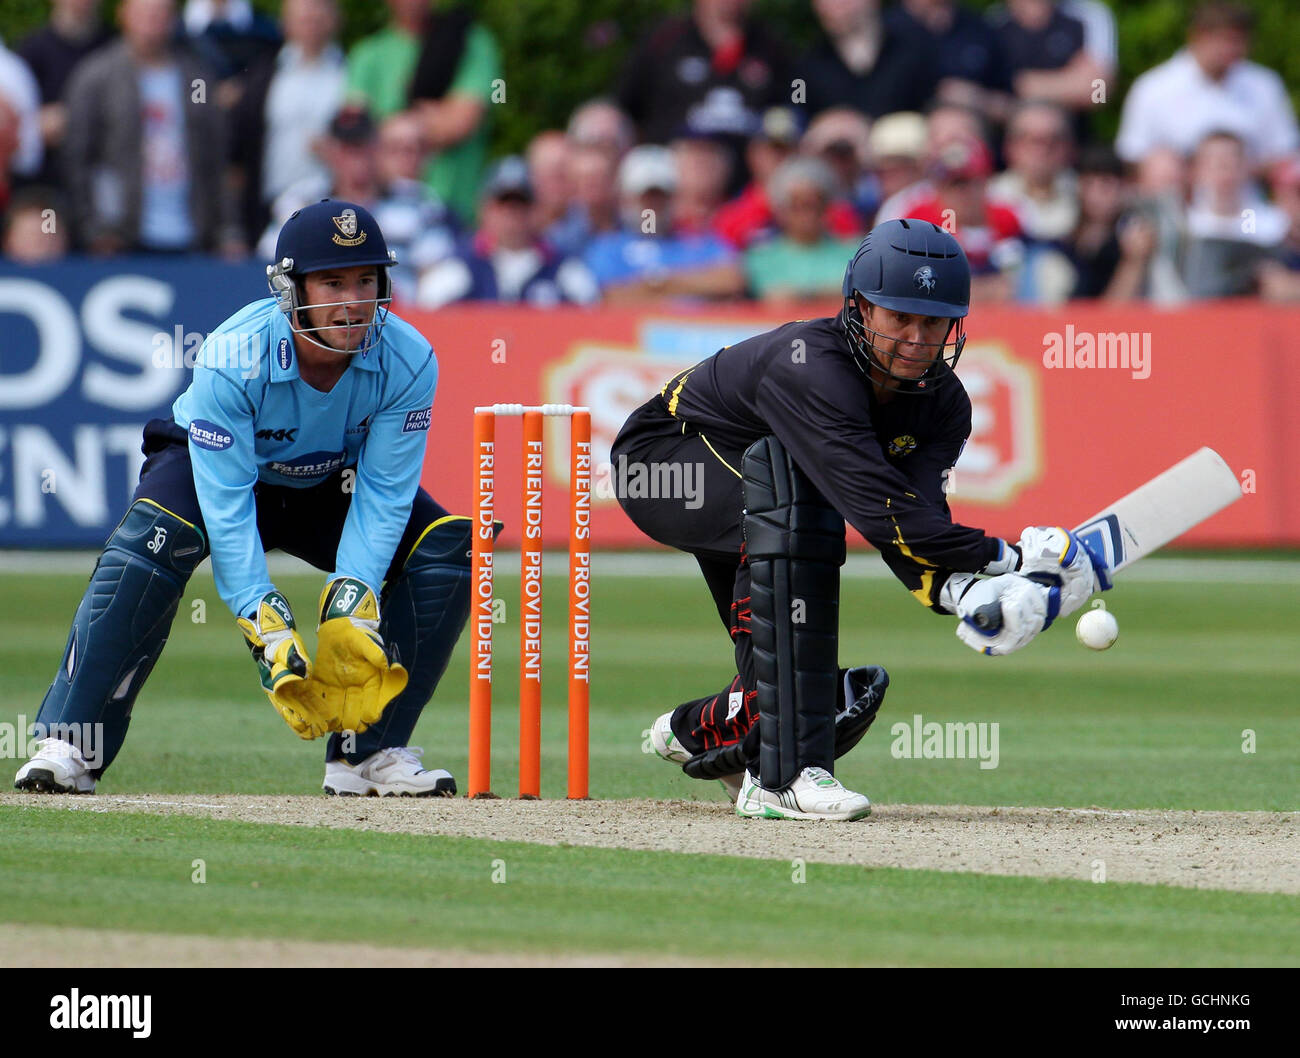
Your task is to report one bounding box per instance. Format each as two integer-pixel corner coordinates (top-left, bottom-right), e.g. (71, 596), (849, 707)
(618, 145), (678, 196)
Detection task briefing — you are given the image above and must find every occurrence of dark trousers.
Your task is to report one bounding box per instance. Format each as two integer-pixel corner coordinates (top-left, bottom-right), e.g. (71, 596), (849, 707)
(611, 397), (759, 755)
(135, 419), (447, 585)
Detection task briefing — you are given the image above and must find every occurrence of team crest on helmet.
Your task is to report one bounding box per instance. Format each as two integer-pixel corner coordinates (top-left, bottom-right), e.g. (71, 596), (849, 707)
(331, 207), (367, 247)
(913, 265), (936, 293)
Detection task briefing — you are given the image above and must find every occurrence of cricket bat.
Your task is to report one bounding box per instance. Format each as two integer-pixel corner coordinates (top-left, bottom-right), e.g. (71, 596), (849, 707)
(971, 447), (1243, 629)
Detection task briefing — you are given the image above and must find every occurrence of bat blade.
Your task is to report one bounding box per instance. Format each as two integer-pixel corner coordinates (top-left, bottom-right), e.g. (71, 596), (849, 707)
(971, 448), (1241, 635)
(1073, 447), (1242, 575)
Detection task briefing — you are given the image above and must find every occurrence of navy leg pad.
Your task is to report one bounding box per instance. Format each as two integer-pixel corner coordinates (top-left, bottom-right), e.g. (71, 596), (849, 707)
(36, 500), (206, 775)
(742, 436), (846, 790)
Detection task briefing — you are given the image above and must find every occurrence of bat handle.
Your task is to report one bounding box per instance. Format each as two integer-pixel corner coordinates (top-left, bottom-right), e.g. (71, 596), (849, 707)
(971, 602), (1003, 633)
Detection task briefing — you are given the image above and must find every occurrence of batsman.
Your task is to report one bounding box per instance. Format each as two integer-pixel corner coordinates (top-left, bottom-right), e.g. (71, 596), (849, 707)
(15, 200), (471, 797)
(615, 219), (1110, 820)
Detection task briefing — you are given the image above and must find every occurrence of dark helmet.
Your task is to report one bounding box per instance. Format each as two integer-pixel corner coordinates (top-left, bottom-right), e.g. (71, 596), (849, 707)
(841, 218), (970, 394)
(265, 199), (398, 356)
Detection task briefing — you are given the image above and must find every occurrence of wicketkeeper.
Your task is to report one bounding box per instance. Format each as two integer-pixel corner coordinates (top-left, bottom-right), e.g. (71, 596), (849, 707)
(16, 200), (471, 797)
(614, 219), (1110, 820)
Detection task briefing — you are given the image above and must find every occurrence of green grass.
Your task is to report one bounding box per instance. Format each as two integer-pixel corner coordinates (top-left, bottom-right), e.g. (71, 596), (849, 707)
(2, 561), (1296, 965)
(1, 566), (1295, 809)
(2, 806), (1295, 967)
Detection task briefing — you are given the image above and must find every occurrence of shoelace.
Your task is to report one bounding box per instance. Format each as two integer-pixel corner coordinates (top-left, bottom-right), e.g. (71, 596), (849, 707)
(802, 766), (840, 787)
(375, 746), (425, 771)
(32, 738), (88, 767)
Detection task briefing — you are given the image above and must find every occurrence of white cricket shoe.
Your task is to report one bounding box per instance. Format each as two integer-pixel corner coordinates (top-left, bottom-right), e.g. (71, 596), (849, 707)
(649, 712), (691, 764)
(323, 746), (456, 797)
(14, 738), (97, 794)
(735, 766), (871, 821)
(650, 712), (744, 800)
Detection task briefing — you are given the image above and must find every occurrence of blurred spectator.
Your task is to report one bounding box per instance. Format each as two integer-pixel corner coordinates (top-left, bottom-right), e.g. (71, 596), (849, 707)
(797, 0), (937, 118)
(376, 109), (427, 185)
(583, 144), (746, 303)
(744, 157), (860, 300)
(230, 0), (344, 245)
(17, 0), (114, 186)
(347, 1), (501, 224)
(1061, 0), (1118, 73)
(714, 106), (798, 248)
(544, 142), (621, 259)
(182, 0), (280, 109)
(259, 106), (458, 301)
(1182, 130), (1287, 298)
(3, 187), (69, 262)
(1115, 148), (1192, 304)
(801, 107), (874, 227)
(63, 0), (241, 255)
(988, 100), (1077, 242)
(866, 111), (927, 219)
(1116, 2), (1298, 173)
(988, 1), (1113, 128)
(885, 0), (1014, 125)
(1257, 157), (1300, 301)
(618, 0), (790, 189)
(0, 95), (20, 215)
(0, 36), (43, 182)
(526, 130), (571, 232)
(1060, 144), (1127, 298)
(672, 135), (732, 233)
(566, 97), (635, 160)
(905, 134), (1024, 299)
(415, 156), (598, 308)
(715, 105), (858, 248)
(874, 102), (986, 221)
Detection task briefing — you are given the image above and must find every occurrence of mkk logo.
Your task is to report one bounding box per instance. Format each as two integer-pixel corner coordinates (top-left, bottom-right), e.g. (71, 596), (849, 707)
(255, 428), (297, 442)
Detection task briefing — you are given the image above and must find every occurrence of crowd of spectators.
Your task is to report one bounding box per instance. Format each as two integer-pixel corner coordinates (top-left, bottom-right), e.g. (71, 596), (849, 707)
(3, 0), (1300, 305)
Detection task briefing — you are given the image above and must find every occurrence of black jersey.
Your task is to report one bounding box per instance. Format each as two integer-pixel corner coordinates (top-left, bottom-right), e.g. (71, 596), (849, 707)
(660, 313), (1000, 609)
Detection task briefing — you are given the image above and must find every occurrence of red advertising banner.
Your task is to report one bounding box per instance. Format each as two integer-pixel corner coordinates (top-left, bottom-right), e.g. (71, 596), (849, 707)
(403, 301), (1300, 550)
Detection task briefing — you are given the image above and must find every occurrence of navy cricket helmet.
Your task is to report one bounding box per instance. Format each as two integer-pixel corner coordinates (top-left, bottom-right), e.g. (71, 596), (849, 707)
(266, 199), (398, 356)
(841, 218), (970, 394)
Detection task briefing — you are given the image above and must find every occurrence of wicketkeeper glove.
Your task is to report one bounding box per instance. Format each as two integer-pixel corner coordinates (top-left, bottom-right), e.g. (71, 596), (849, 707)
(308, 577), (408, 734)
(237, 591), (330, 738)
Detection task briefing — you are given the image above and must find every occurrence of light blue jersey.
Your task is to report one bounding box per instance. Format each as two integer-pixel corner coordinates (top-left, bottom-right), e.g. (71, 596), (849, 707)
(172, 298), (436, 619)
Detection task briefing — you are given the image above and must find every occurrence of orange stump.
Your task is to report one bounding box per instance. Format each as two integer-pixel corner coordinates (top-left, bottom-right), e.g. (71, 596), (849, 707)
(519, 410), (544, 798)
(469, 404), (590, 800)
(568, 410), (591, 799)
(469, 410), (495, 798)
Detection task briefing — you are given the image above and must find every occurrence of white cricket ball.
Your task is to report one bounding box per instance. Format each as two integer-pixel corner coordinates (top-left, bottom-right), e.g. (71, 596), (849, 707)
(1076, 607), (1119, 650)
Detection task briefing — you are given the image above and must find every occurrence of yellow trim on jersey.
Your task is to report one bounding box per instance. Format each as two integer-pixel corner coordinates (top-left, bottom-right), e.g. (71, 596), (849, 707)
(699, 433), (742, 479)
(886, 497), (940, 607)
(664, 368), (696, 416)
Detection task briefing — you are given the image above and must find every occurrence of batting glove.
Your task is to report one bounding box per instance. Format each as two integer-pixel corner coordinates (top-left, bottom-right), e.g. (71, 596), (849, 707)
(1015, 526), (1111, 620)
